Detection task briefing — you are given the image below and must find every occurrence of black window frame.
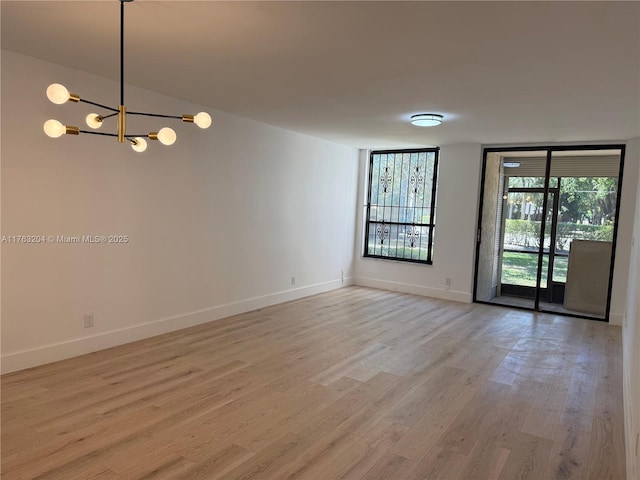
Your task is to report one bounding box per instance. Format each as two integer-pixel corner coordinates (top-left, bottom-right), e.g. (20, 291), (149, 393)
(364, 147), (439, 264)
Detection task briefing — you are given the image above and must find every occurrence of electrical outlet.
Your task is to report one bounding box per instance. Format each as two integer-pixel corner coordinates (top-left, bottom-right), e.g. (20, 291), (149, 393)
(83, 314), (94, 328)
(291, 276), (296, 286)
(445, 278), (452, 288)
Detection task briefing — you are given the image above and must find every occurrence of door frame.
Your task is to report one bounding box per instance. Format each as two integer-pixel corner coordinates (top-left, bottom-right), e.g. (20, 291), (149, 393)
(472, 143), (626, 322)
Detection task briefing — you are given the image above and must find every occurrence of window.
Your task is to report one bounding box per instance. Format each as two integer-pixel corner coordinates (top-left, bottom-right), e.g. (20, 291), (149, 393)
(364, 148), (439, 264)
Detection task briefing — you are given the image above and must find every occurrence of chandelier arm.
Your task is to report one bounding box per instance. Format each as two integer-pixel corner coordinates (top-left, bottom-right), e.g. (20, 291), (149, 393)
(124, 134), (151, 138)
(79, 98), (119, 113)
(100, 112), (119, 120)
(79, 130), (119, 137)
(127, 111), (182, 120)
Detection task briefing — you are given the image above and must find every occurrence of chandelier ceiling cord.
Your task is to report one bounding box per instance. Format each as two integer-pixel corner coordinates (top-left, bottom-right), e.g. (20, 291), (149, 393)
(43, 0), (211, 153)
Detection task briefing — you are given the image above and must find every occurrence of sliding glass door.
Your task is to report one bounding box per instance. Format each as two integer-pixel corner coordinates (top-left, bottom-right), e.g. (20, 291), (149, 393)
(500, 189), (555, 305)
(474, 145), (624, 321)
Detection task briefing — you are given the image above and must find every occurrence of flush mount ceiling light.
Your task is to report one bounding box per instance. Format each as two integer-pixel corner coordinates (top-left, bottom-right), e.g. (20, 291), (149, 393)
(43, 0), (211, 153)
(503, 162), (521, 168)
(410, 114), (443, 127)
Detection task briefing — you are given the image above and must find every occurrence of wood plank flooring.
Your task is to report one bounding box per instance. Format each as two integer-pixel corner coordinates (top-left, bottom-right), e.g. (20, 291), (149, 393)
(1, 287), (626, 479)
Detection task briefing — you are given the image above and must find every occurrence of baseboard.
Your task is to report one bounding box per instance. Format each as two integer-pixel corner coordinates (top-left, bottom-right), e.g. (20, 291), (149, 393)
(354, 276), (471, 303)
(1, 277), (353, 374)
(623, 335), (637, 480)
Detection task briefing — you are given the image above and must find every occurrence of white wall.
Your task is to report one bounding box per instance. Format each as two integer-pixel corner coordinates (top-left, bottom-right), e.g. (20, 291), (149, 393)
(0, 51), (360, 373)
(611, 142), (640, 326)
(354, 144), (482, 303)
(623, 138), (640, 480)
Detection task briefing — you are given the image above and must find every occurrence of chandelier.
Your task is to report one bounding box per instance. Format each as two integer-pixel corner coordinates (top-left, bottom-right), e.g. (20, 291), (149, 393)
(43, 0), (211, 153)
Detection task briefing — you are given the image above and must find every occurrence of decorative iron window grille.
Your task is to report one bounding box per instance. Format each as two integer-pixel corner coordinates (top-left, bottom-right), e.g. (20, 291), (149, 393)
(364, 148), (439, 264)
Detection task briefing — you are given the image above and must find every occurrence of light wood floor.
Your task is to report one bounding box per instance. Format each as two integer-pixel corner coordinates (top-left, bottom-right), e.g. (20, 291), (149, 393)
(487, 295), (606, 321)
(1, 287), (626, 479)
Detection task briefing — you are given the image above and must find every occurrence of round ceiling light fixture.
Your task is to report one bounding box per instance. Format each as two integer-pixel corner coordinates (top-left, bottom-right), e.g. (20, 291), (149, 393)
(410, 113), (443, 127)
(503, 162), (521, 168)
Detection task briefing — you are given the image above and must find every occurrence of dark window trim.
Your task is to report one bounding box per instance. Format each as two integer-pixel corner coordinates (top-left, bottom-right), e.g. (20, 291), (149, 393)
(364, 147), (439, 265)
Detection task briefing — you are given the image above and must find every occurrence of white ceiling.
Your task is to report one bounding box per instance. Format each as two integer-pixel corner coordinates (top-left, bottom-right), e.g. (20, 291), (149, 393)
(2, 1), (639, 149)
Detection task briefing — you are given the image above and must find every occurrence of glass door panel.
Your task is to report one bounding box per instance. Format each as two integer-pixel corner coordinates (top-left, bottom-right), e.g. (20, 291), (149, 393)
(474, 150), (547, 310)
(539, 150), (622, 319)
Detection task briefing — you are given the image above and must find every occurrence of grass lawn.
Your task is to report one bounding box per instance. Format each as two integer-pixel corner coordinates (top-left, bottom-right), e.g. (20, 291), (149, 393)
(501, 252), (568, 287)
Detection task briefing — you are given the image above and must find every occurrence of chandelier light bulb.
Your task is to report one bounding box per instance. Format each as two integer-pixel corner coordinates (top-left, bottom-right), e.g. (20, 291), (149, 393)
(131, 137), (148, 153)
(193, 112), (212, 129)
(43, 119), (66, 138)
(157, 127), (176, 146)
(86, 113), (103, 129)
(46, 83), (70, 104)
